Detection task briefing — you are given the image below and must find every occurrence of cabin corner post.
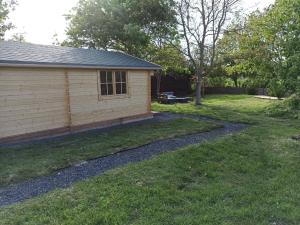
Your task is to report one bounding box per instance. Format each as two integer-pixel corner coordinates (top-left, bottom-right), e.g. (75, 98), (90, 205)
(64, 69), (72, 129)
(147, 71), (152, 113)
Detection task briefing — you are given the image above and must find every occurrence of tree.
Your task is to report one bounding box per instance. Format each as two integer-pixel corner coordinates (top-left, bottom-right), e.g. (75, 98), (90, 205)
(216, 13), (269, 88)
(148, 42), (189, 96)
(218, 0), (300, 94)
(177, 0), (240, 105)
(0, 0), (16, 39)
(64, 0), (177, 58)
(265, 0), (300, 92)
(144, 18), (187, 96)
(52, 32), (60, 46)
(10, 32), (25, 42)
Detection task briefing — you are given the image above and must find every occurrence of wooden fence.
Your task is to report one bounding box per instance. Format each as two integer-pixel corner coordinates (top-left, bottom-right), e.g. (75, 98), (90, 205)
(151, 75), (267, 97)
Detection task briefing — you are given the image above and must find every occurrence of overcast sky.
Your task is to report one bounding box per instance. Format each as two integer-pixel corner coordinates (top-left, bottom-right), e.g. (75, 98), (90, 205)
(5, 0), (275, 45)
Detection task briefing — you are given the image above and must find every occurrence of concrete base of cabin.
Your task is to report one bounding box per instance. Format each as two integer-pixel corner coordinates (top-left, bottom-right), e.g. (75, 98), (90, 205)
(0, 113), (153, 145)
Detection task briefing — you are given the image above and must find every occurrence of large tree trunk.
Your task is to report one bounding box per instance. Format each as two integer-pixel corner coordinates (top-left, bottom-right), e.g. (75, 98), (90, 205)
(195, 71), (202, 105)
(233, 74), (238, 87)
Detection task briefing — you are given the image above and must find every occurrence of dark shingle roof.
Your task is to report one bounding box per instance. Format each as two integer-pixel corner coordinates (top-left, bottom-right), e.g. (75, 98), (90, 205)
(0, 41), (160, 70)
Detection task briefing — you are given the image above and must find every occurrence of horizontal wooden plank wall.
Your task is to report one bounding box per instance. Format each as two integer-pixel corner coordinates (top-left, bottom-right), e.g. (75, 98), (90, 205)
(68, 70), (149, 126)
(0, 68), (67, 138)
(0, 68), (151, 141)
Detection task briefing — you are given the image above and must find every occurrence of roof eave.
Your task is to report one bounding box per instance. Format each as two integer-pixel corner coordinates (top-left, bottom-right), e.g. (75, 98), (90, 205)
(0, 62), (161, 70)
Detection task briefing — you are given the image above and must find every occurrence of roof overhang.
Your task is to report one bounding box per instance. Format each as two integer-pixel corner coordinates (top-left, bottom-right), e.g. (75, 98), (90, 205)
(0, 62), (161, 71)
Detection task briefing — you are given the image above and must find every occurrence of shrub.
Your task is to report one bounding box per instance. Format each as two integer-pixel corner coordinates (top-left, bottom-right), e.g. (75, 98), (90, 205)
(267, 80), (286, 98)
(265, 94), (300, 119)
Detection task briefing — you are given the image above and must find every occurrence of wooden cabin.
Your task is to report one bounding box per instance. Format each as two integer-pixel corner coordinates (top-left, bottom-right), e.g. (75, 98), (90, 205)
(0, 41), (160, 144)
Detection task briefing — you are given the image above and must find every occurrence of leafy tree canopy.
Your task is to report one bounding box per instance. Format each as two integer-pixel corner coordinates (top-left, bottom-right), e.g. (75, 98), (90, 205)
(10, 32), (25, 42)
(64, 0), (177, 57)
(147, 42), (189, 74)
(218, 0), (300, 92)
(0, 0), (16, 39)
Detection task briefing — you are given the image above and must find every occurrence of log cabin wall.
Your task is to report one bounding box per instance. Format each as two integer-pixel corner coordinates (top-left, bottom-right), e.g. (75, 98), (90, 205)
(0, 68), (151, 141)
(0, 68), (67, 139)
(68, 69), (150, 126)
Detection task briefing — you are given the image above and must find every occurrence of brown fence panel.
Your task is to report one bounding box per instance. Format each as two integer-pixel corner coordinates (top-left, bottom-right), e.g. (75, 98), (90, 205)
(151, 75), (192, 97)
(151, 75), (268, 97)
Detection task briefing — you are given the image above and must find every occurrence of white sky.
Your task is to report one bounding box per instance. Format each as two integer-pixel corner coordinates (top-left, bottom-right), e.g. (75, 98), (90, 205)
(5, 0), (275, 45)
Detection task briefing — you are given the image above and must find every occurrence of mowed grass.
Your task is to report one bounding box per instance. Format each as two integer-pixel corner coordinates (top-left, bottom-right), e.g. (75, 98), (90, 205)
(152, 94), (274, 123)
(1, 95), (299, 225)
(0, 118), (220, 188)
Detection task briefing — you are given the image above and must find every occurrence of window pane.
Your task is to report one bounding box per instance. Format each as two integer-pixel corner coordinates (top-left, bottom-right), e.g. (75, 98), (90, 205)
(121, 72), (126, 82)
(107, 71), (113, 83)
(115, 71), (121, 82)
(122, 83), (127, 94)
(100, 71), (106, 83)
(107, 84), (113, 95)
(101, 84), (107, 95)
(116, 83), (122, 94)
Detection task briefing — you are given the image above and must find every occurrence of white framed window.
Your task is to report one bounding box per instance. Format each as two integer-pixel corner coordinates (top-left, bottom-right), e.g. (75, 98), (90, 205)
(98, 70), (128, 98)
(99, 71), (113, 96)
(115, 71), (127, 95)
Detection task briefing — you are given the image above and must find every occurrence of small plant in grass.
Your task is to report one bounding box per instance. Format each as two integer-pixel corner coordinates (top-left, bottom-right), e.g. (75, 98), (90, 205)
(265, 94), (300, 119)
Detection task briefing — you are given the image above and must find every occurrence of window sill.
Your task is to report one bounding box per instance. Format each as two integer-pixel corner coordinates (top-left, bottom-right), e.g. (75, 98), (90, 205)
(98, 94), (131, 101)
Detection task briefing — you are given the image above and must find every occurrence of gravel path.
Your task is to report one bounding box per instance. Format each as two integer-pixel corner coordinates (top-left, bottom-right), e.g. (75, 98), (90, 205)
(0, 113), (248, 207)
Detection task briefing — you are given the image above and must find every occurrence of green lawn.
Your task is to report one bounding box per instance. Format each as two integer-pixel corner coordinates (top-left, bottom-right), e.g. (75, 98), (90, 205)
(152, 94), (274, 123)
(1, 95), (300, 225)
(0, 118), (219, 188)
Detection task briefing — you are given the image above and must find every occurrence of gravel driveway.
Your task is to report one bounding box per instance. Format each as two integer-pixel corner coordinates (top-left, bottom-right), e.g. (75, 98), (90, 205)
(0, 112), (248, 207)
